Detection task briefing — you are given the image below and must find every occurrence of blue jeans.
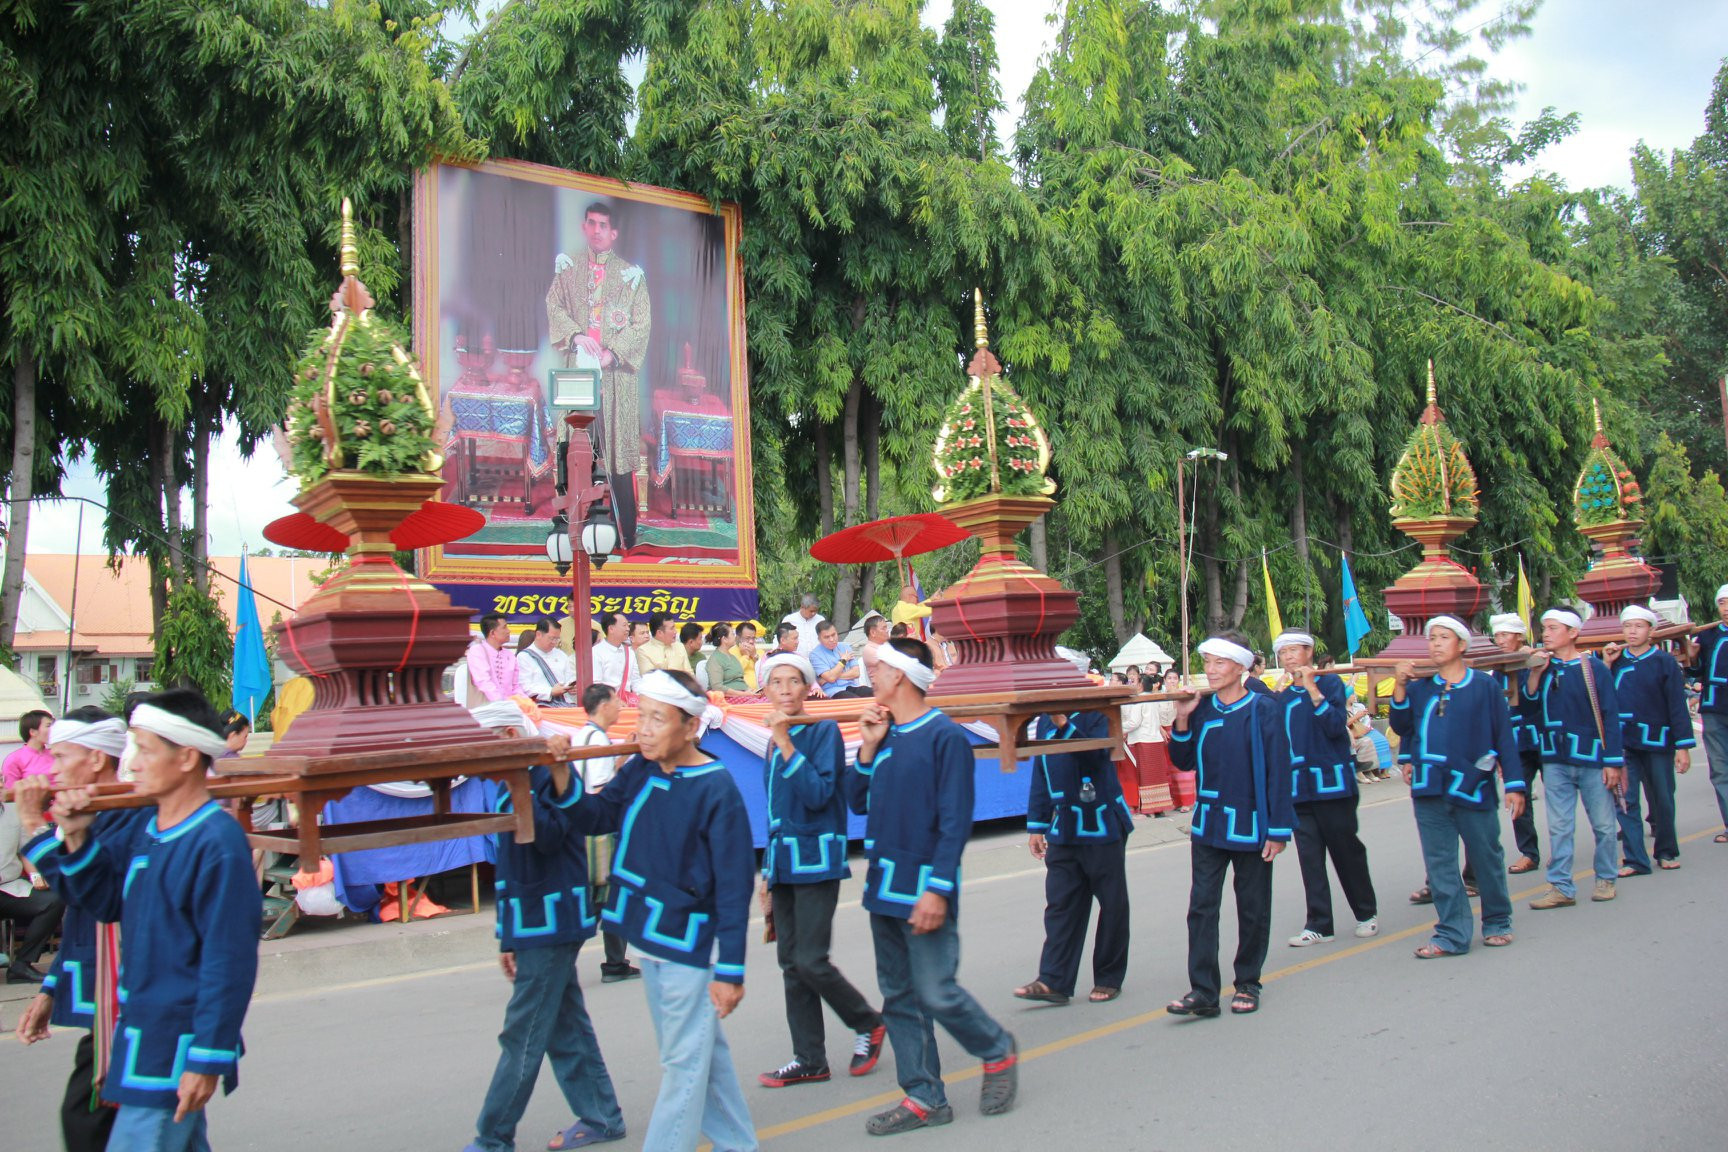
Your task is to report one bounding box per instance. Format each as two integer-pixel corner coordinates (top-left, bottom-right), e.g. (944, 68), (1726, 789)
(1543, 762), (1618, 896)
(1617, 749), (1679, 871)
(639, 955), (757, 1152)
(1702, 713), (1728, 828)
(1411, 797), (1510, 952)
(474, 940), (624, 1151)
(869, 913), (1011, 1111)
(108, 1106), (209, 1152)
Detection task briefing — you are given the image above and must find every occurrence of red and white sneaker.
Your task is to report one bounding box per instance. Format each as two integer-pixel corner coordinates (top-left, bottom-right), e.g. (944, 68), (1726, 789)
(850, 1024), (886, 1076)
(757, 1060), (831, 1088)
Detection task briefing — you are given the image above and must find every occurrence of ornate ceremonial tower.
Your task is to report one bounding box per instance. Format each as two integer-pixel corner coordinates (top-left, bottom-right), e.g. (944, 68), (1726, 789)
(1572, 398), (1660, 644)
(1366, 362), (1499, 664)
(924, 291), (1089, 693)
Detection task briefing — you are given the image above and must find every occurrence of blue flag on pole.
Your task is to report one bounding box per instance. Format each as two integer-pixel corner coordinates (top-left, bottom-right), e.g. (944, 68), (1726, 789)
(1341, 553), (1373, 657)
(231, 550), (272, 722)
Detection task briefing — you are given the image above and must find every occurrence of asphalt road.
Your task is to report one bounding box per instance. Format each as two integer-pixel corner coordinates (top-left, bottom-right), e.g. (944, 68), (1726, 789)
(4, 767), (1725, 1151)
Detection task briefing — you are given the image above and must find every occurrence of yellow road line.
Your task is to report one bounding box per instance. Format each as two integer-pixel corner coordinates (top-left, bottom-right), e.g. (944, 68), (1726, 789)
(753, 824), (1718, 1144)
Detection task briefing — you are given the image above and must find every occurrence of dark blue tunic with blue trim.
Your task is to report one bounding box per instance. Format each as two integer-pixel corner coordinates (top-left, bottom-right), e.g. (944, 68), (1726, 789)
(491, 765), (597, 952)
(1166, 692), (1296, 852)
(844, 707), (973, 919)
(51, 800), (261, 1110)
(1613, 647), (1697, 752)
(1273, 673), (1356, 805)
(1389, 669), (1524, 810)
(763, 717), (851, 885)
(565, 754), (755, 984)
(1686, 622), (1728, 715)
(1523, 654), (1625, 768)
(1026, 712), (1134, 844)
(27, 807), (152, 1030)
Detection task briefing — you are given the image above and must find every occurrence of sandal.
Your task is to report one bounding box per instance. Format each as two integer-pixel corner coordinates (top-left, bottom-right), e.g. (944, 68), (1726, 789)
(1658, 858), (1682, 870)
(1088, 986), (1121, 1003)
(1508, 856), (1538, 874)
(548, 1122), (626, 1149)
(1229, 987), (1260, 1014)
(1409, 886), (1433, 905)
(1166, 992), (1220, 1018)
(1012, 979), (1070, 1005)
(1483, 934), (1513, 947)
(1616, 865), (1650, 878)
(1715, 832), (1727, 844)
(1464, 882), (1479, 898)
(1413, 944), (1463, 959)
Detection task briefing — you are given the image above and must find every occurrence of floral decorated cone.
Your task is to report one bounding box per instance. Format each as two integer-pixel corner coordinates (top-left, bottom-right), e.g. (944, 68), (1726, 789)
(1573, 400), (1659, 645)
(1369, 362), (1500, 665)
(268, 200), (493, 761)
(925, 291), (1087, 694)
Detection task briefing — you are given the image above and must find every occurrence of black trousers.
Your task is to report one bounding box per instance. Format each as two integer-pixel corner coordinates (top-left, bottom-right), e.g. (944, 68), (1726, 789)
(1186, 841), (1274, 1002)
(0, 885), (64, 968)
(63, 1032), (117, 1152)
(1037, 839), (1130, 996)
(607, 471), (639, 550)
(1511, 751), (1545, 863)
(1294, 796), (1378, 934)
(600, 929), (630, 972)
(773, 879), (881, 1068)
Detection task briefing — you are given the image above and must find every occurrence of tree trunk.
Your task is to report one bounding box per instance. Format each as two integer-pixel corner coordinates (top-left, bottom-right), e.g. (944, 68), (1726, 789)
(814, 422), (834, 537)
(1228, 461), (1248, 627)
(147, 444), (169, 632)
(0, 357), (38, 654)
(160, 418), (185, 580)
(1104, 531), (1130, 645)
(831, 378), (864, 628)
(1028, 514), (1049, 573)
(859, 393), (881, 614)
(190, 405), (211, 595)
(397, 184), (413, 313)
(1289, 443), (1309, 629)
(1201, 483), (1223, 631)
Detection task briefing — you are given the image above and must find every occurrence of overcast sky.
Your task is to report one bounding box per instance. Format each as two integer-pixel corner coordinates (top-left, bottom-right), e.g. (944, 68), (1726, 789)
(25, 0), (1727, 557)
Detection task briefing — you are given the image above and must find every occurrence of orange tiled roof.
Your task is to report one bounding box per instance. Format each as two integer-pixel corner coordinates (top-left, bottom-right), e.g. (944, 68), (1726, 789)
(18, 554), (328, 655)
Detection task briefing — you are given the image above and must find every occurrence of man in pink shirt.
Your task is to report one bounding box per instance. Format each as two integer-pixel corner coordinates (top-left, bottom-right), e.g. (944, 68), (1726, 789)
(2, 710), (54, 788)
(466, 614), (520, 703)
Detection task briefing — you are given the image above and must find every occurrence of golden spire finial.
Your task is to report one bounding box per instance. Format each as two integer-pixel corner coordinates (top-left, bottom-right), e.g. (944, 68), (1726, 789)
(973, 287), (989, 350)
(339, 197), (359, 280)
(1426, 359), (1436, 407)
(1592, 395), (1602, 433)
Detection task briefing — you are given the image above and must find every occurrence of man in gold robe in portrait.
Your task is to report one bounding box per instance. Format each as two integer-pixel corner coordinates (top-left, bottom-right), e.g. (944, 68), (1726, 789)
(546, 200), (653, 551)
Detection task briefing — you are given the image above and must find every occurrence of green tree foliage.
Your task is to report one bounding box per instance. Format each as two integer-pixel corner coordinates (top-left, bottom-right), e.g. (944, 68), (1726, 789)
(1643, 433), (1728, 611)
(154, 577), (233, 711)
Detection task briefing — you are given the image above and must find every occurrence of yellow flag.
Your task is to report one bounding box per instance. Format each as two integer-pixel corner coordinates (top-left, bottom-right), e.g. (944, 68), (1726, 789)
(1517, 556), (1534, 636)
(1262, 553), (1284, 638)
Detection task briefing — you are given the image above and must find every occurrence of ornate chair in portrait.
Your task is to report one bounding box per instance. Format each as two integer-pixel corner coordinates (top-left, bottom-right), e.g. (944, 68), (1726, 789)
(645, 343), (735, 522)
(442, 333), (553, 515)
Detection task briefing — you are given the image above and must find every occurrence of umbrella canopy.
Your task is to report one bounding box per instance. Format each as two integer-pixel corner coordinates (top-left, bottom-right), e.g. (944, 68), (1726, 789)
(809, 513), (968, 566)
(1108, 633), (1174, 671)
(263, 500), (486, 553)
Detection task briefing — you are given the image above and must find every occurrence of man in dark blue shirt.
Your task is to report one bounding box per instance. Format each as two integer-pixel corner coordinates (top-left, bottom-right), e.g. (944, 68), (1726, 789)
(1607, 605), (1694, 873)
(1166, 631), (1295, 1017)
(1014, 710), (1133, 1005)
(846, 639), (1017, 1135)
(1524, 607), (1625, 908)
(1683, 584), (1728, 844)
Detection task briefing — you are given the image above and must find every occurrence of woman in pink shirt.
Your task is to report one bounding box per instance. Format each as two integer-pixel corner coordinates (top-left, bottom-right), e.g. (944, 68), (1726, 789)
(2, 710), (54, 788)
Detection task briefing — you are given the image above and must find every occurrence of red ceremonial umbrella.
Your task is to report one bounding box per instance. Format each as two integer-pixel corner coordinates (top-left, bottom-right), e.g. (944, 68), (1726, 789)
(809, 513), (969, 587)
(262, 500), (487, 553)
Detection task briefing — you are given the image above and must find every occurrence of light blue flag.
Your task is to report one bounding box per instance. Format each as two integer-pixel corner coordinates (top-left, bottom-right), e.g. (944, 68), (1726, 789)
(231, 551), (272, 722)
(1341, 553), (1373, 658)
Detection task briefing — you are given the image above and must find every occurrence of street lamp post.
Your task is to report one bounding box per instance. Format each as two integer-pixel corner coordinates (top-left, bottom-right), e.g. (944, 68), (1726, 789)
(545, 411), (618, 697)
(1177, 447), (1228, 683)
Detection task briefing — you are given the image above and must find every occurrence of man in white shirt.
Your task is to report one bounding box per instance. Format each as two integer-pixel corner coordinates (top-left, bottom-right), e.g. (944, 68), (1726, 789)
(856, 612), (888, 692)
(574, 683), (639, 982)
(783, 593), (824, 656)
(591, 612), (641, 698)
(516, 617), (578, 703)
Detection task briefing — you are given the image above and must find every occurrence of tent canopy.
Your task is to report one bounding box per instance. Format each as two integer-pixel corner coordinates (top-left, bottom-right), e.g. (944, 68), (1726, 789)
(1107, 633), (1174, 671)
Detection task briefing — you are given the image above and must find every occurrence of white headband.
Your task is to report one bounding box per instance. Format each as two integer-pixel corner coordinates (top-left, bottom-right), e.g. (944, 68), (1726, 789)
(875, 645), (937, 691)
(1272, 631), (1315, 655)
(1427, 615), (1472, 643)
(637, 670), (708, 716)
(128, 703), (229, 760)
(757, 651), (815, 686)
(1620, 604), (1660, 626)
(1716, 584), (1728, 604)
(469, 700), (537, 735)
(1541, 608), (1583, 630)
(1198, 637), (1256, 669)
(1488, 613), (1526, 636)
(47, 717), (129, 758)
